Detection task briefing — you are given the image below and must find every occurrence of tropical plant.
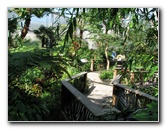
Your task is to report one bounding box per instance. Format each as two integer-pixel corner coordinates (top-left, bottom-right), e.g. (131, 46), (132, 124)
(8, 39), (71, 121)
(99, 70), (113, 80)
(8, 8), (159, 121)
(131, 102), (158, 121)
(8, 16), (21, 48)
(8, 86), (50, 121)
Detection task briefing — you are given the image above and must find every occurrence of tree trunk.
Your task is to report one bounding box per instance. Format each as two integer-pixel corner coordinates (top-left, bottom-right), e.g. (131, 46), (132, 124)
(21, 16), (31, 39)
(79, 29), (84, 44)
(103, 20), (110, 70)
(105, 45), (110, 70)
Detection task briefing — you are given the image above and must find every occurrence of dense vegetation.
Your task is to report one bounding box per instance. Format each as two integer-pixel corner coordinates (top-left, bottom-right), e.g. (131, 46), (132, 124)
(8, 8), (158, 121)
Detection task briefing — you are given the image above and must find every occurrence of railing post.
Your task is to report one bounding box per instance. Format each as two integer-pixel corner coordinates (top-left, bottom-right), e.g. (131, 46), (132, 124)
(111, 75), (122, 108)
(113, 69), (117, 79)
(130, 72), (135, 84)
(112, 85), (117, 106)
(90, 59), (94, 71)
(83, 73), (87, 92)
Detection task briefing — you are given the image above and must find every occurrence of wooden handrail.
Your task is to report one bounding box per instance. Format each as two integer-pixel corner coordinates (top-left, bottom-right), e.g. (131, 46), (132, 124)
(63, 72), (87, 82)
(61, 81), (106, 116)
(61, 72), (109, 120)
(112, 80), (158, 111)
(61, 72), (158, 120)
(112, 82), (158, 102)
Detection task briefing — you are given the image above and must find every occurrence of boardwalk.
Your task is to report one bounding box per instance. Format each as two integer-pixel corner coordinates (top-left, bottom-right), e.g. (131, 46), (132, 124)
(86, 71), (118, 112)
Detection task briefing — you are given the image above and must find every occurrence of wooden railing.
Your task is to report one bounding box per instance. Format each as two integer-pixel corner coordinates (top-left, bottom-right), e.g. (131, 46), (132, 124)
(61, 72), (158, 121)
(64, 72), (87, 93)
(112, 80), (158, 112)
(61, 72), (107, 121)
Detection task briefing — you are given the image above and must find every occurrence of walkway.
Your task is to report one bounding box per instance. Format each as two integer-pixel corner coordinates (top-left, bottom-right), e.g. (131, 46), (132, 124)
(86, 71), (119, 113)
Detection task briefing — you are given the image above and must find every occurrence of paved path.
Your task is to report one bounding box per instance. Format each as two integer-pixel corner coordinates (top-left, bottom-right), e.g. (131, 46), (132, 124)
(87, 71), (103, 83)
(86, 71), (114, 111)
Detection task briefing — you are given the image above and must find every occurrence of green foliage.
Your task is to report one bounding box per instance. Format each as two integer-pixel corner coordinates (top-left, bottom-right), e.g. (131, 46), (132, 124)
(34, 25), (54, 40)
(139, 86), (158, 97)
(8, 87), (50, 121)
(11, 8), (53, 19)
(8, 18), (18, 33)
(8, 15), (23, 48)
(8, 8), (159, 121)
(8, 39), (71, 121)
(132, 102), (158, 121)
(62, 66), (80, 80)
(9, 8), (54, 39)
(99, 70), (113, 80)
(34, 25), (61, 48)
(123, 9), (158, 73)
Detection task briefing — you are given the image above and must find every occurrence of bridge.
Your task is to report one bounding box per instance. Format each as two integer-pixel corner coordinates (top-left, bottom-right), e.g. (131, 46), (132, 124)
(61, 71), (158, 121)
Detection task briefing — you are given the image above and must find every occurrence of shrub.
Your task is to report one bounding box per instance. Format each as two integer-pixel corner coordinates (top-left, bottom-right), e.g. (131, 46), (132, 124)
(99, 70), (113, 80)
(131, 102), (158, 121)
